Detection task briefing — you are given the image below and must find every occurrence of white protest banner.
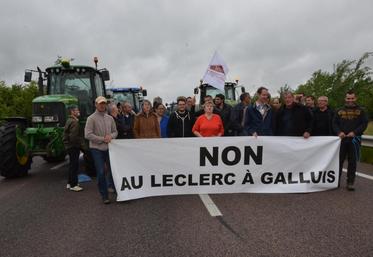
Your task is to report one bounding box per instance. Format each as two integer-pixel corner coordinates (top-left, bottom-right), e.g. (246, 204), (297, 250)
(109, 137), (340, 201)
(202, 51), (229, 91)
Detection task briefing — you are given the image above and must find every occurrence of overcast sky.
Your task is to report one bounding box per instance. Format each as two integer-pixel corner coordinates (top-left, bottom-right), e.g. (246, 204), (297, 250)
(1, 0), (372, 103)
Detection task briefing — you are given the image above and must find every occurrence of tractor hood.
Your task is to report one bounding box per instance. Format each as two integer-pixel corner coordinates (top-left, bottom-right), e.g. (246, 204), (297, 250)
(32, 94), (77, 105)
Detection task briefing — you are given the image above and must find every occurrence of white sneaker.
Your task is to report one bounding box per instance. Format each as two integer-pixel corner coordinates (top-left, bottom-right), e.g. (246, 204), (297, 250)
(67, 183), (80, 189)
(69, 186), (83, 192)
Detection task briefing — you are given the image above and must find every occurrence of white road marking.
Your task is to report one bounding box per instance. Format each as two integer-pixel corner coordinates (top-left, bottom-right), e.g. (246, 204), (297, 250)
(199, 194), (222, 217)
(342, 168), (373, 181)
(198, 169), (373, 216)
(51, 161), (69, 170)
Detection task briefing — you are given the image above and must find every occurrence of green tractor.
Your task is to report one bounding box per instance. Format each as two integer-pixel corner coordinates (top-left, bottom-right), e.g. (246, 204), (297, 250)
(193, 79), (246, 107)
(0, 58), (110, 178)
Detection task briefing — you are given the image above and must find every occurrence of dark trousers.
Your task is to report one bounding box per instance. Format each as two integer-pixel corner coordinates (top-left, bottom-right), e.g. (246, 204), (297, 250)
(233, 129), (248, 136)
(67, 147), (80, 187)
(339, 139), (358, 185)
(90, 148), (115, 200)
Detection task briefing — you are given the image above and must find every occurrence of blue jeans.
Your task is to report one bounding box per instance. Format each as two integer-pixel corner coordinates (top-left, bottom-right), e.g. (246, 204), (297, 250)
(90, 148), (115, 200)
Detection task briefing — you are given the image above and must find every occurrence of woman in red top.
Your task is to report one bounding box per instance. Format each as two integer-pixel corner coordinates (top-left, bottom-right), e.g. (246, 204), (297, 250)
(192, 101), (224, 137)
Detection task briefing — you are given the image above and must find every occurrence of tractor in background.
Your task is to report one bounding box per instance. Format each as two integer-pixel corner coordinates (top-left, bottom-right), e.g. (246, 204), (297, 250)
(106, 86), (147, 113)
(193, 79), (246, 108)
(0, 58), (110, 178)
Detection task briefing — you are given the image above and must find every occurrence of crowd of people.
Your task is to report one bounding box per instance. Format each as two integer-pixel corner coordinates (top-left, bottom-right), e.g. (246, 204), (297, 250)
(62, 88), (369, 204)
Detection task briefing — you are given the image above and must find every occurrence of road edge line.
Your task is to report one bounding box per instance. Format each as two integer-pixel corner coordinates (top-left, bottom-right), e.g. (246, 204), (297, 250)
(342, 168), (373, 181)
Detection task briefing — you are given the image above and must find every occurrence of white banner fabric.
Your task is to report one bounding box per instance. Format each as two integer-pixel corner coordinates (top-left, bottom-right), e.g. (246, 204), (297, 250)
(109, 136), (340, 201)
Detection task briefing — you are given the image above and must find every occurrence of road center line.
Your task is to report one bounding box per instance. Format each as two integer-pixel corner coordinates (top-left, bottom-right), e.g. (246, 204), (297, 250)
(342, 168), (373, 181)
(199, 194), (222, 217)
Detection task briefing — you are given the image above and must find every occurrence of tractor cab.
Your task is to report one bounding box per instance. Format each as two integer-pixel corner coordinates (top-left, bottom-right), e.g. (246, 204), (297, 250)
(194, 81), (245, 106)
(25, 61), (110, 128)
(45, 65), (109, 119)
(106, 86), (147, 113)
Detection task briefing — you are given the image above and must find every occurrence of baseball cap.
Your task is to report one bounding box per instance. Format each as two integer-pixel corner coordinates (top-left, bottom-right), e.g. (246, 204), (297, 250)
(95, 96), (107, 104)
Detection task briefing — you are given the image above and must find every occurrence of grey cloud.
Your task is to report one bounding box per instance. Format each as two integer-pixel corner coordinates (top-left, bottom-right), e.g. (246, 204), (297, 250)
(0, 0), (372, 103)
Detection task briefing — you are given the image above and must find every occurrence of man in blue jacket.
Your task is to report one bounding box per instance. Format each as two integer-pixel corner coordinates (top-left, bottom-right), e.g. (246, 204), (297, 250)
(245, 87), (273, 136)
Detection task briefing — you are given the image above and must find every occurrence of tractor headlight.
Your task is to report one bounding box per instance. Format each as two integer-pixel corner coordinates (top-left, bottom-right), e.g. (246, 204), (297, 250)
(44, 115), (59, 123)
(32, 116), (43, 123)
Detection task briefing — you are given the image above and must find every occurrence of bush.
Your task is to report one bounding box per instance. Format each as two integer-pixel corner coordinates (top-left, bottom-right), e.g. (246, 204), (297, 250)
(364, 121), (373, 135)
(0, 81), (38, 121)
(361, 146), (373, 164)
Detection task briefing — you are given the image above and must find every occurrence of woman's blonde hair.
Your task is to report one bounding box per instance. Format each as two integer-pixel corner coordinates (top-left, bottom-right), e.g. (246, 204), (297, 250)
(204, 100), (214, 108)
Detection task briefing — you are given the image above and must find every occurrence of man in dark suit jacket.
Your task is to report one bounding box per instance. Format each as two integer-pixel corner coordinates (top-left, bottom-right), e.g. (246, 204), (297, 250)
(275, 91), (313, 138)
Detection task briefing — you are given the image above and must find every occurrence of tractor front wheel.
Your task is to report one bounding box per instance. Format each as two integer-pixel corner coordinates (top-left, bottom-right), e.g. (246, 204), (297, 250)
(0, 123), (32, 178)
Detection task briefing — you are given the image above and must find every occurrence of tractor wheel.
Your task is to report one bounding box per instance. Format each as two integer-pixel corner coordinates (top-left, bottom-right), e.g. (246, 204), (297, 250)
(83, 151), (96, 177)
(0, 123), (32, 178)
(43, 155), (66, 163)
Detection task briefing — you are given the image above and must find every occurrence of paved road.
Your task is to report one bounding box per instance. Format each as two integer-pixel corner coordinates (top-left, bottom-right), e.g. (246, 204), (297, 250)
(0, 158), (372, 257)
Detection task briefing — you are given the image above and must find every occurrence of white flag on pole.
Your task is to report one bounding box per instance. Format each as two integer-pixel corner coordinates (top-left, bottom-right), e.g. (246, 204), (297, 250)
(202, 51), (229, 91)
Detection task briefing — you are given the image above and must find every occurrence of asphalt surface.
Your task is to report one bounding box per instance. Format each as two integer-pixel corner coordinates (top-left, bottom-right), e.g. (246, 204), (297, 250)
(0, 158), (372, 257)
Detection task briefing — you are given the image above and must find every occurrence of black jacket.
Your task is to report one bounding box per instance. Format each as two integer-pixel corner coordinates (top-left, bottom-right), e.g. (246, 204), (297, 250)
(167, 110), (195, 137)
(275, 103), (313, 136)
(122, 113), (135, 139)
(332, 105), (368, 136)
(230, 102), (248, 135)
(312, 107), (335, 136)
(216, 103), (233, 136)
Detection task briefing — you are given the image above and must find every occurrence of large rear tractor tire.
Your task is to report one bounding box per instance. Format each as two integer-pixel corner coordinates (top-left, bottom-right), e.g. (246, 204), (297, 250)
(0, 124), (32, 178)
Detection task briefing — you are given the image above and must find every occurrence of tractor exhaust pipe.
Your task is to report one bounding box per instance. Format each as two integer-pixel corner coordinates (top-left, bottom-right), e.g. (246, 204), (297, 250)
(37, 67), (44, 96)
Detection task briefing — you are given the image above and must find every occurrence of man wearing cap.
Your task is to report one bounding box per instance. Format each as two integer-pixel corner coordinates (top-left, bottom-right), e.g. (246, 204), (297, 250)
(85, 96), (118, 204)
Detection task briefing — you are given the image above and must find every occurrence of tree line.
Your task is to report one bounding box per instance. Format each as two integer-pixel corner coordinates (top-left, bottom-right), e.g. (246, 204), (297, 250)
(0, 81), (38, 121)
(0, 53), (372, 121)
(281, 52), (373, 118)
